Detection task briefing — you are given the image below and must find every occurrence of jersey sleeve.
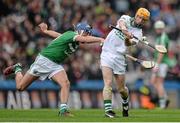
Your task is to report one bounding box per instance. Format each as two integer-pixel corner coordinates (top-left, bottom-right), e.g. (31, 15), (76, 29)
(135, 29), (143, 40)
(117, 15), (131, 27)
(73, 35), (79, 41)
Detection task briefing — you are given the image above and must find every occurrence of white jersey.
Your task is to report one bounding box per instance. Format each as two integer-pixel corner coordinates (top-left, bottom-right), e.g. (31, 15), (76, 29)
(102, 15), (143, 55)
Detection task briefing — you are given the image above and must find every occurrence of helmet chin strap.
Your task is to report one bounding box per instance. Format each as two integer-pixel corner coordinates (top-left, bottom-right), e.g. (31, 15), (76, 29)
(134, 22), (143, 28)
(78, 30), (85, 35)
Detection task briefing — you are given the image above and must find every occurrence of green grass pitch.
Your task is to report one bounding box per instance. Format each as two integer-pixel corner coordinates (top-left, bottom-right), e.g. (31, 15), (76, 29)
(0, 109), (180, 122)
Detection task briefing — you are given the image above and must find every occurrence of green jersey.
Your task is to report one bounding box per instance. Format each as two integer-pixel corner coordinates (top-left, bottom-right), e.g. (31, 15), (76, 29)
(40, 31), (79, 63)
(154, 32), (170, 65)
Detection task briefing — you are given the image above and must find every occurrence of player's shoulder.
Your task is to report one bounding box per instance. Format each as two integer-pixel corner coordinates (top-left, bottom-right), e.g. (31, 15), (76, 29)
(161, 32), (169, 41)
(61, 30), (78, 37)
(63, 30), (76, 35)
(60, 30), (78, 42)
(119, 15), (132, 21)
(118, 15), (133, 26)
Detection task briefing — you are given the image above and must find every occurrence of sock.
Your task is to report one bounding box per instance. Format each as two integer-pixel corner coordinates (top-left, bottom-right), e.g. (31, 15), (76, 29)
(121, 96), (129, 111)
(122, 96), (129, 104)
(60, 103), (68, 113)
(119, 87), (129, 104)
(104, 100), (112, 112)
(159, 98), (166, 108)
(14, 66), (22, 74)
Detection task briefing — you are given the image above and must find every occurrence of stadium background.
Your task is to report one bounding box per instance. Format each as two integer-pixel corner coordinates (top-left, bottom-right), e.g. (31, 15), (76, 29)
(0, 0), (179, 110)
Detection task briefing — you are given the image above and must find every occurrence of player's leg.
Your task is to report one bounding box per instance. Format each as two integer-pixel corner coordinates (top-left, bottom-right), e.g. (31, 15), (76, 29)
(151, 76), (167, 108)
(114, 74), (129, 117)
(113, 54), (129, 117)
(3, 63), (39, 91)
(101, 66), (115, 118)
(51, 70), (73, 117)
(150, 74), (160, 105)
(154, 77), (168, 108)
(15, 72), (39, 91)
(150, 64), (169, 108)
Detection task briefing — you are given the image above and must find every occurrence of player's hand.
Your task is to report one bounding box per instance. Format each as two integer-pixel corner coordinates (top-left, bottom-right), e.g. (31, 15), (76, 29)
(152, 63), (159, 73)
(125, 38), (132, 46)
(125, 37), (137, 46)
(39, 22), (48, 33)
(130, 38), (139, 44)
(100, 38), (105, 46)
(99, 38), (105, 43)
(100, 42), (103, 46)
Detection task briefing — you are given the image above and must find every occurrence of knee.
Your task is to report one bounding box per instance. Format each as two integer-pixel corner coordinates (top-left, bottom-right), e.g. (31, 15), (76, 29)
(104, 79), (112, 87)
(61, 80), (70, 88)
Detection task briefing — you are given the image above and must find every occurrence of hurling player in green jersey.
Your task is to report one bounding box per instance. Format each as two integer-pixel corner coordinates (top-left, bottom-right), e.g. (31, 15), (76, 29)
(150, 20), (170, 109)
(3, 22), (104, 116)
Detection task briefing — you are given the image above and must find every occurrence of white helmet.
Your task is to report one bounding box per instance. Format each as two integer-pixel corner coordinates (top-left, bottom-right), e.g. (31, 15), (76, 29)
(154, 20), (165, 29)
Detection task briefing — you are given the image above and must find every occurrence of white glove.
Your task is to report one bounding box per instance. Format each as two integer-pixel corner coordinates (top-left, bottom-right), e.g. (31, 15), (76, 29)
(130, 38), (139, 44)
(100, 42), (103, 46)
(142, 36), (147, 42)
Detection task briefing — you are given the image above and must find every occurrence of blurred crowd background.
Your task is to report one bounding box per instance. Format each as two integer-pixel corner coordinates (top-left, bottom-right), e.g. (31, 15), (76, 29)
(0, 0), (179, 109)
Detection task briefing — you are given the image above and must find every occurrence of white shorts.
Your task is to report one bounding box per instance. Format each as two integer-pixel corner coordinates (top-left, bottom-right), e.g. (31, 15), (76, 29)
(28, 54), (64, 80)
(100, 51), (127, 75)
(155, 63), (168, 78)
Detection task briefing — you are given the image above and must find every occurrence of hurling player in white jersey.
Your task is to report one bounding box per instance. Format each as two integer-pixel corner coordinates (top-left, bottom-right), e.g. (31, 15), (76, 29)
(101, 8), (150, 118)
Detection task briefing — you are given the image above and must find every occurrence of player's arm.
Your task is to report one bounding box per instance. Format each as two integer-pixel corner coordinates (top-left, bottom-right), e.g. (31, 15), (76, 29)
(117, 16), (134, 46)
(153, 37), (167, 72)
(74, 35), (104, 44)
(153, 52), (164, 72)
(39, 22), (61, 38)
(156, 37), (166, 65)
(118, 16), (133, 39)
(156, 53), (164, 64)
